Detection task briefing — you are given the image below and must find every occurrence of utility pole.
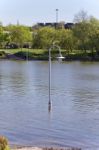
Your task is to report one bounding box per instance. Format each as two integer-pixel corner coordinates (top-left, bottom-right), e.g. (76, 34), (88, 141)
(56, 9), (59, 29)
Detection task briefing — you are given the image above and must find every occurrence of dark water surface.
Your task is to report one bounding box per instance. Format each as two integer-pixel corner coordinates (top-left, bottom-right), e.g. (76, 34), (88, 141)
(0, 60), (99, 150)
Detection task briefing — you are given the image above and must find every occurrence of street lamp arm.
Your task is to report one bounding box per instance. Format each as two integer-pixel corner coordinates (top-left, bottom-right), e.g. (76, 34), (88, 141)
(49, 43), (64, 59)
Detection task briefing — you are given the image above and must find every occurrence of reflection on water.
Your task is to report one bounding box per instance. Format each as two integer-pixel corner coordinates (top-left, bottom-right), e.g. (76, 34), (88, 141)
(0, 60), (99, 150)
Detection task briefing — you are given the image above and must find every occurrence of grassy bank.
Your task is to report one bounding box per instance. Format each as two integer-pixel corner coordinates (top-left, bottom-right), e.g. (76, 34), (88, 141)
(0, 48), (99, 61)
(0, 49), (66, 60)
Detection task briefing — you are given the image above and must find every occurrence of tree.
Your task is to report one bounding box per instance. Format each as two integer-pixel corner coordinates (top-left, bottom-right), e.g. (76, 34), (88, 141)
(55, 29), (75, 50)
(9, 25), (32, 48)
(0, 25), (4, 48)
(73, 11), (91, 53)
(74, 10), (89, 23)
(32, 27), (56, 49)
(72, 21), (90, 51)
(87, 17), (99, 56)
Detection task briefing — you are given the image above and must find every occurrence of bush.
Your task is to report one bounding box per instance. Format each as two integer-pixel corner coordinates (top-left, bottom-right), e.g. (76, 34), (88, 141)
(0, 136), (10, 150)
(5, 43), (19, 49)
(0, 51), (6, 58)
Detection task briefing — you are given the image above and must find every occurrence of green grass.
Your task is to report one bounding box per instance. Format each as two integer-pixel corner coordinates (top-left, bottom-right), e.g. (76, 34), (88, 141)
(0, 49), (47, 54)
(0, 48), (98, 60)
(0, 48), (66, 60)
(0, 48), (94, 55)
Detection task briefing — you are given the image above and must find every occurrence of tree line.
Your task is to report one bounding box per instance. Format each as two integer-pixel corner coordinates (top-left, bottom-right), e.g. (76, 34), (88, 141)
(0, 11), (99, 58)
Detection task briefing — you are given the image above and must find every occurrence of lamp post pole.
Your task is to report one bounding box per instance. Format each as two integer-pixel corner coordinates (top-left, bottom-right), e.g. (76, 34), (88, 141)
(48, 47), (51, 109)
(48, 43), (64, 111)
(27, 49), (28, 61)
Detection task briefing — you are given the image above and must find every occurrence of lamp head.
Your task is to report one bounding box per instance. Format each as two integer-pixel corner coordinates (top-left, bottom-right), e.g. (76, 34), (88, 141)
(56, 54), (65, 62)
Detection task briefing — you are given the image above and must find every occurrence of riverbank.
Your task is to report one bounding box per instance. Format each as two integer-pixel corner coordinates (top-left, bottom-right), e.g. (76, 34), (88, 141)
(0, 49), (99, 61)
(12, 146), (81, 150)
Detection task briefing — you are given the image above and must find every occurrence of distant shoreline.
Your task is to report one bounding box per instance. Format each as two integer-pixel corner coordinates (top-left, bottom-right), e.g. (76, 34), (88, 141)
(11, 146), (81, 150)
(2, 55), (99, 62)
(0, 49), (99, 62)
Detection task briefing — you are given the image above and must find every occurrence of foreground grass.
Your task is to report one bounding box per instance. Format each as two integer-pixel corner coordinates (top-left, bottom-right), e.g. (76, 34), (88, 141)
(0, 136), (10, 150)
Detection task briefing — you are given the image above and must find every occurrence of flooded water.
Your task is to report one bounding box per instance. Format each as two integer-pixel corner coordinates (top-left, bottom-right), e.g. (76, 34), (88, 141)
(0, 60), (99, 150)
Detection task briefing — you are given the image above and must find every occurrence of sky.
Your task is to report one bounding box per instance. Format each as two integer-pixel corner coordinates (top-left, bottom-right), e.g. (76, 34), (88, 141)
(0, 0), (99, 26)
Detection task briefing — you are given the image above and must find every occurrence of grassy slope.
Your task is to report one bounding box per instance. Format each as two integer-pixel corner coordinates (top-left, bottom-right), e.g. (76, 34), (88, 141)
(0, 48), (97, 60)
(0, 49), (66, 60)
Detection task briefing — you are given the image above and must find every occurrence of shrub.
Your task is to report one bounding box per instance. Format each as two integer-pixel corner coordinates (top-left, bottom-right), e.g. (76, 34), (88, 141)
(0, 136), (10, 150)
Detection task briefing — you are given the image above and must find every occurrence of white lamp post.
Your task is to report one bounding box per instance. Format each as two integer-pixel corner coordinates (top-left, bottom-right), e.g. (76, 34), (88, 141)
(27, 49), (29, 61)
(48, 42), (64, 111)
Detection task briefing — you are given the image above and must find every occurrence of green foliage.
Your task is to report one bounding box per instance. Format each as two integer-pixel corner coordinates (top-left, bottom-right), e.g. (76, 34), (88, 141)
(0, 51), (6, 58)
(32, 27), (56, 49)
(8, 25), (32, 48)
(56, 29), (75, 50)
(72, 21), (90, 51)
(72, 16), (99, 56)
(0, 136), (10, 150)
(1, 12), (99, 60)
(0, 26), (4, 48)
(14, 49), (56, 60)
(87, 17), (99, 53)
(32, 27), (75, 52)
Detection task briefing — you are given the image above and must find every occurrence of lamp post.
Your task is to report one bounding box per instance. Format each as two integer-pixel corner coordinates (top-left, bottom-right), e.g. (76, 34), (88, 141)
(26, 49), (29, 61)
(48, 42), (64, 111)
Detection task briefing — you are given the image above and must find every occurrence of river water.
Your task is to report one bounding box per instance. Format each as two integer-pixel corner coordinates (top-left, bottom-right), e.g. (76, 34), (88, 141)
(0, 60), (99, 150)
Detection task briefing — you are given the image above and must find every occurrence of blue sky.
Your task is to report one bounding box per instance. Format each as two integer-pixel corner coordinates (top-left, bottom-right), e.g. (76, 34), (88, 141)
(0, 0), (99, 26)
